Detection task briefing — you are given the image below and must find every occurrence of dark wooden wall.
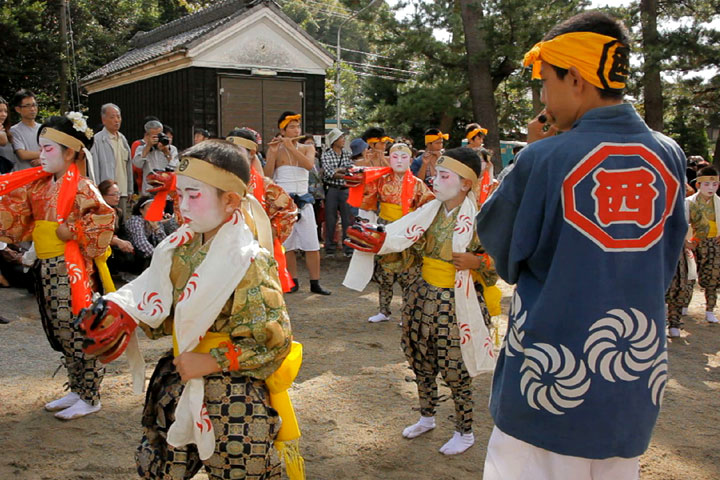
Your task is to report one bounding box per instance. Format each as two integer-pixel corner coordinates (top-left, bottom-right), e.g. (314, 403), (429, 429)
(87, 67), (326, 152)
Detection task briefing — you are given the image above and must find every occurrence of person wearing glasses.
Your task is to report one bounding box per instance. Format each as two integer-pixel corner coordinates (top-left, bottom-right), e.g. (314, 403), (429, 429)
(9, 89), (41, 170)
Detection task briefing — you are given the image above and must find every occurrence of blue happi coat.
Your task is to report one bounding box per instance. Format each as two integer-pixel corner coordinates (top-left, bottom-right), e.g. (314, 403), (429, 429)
(477, 103), (686, 459)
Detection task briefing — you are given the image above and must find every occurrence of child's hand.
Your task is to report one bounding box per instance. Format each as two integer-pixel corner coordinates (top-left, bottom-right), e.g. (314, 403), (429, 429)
(56, 223), (74, 241)
(452, 252), (482, 271)
(173, 352), (221, 382)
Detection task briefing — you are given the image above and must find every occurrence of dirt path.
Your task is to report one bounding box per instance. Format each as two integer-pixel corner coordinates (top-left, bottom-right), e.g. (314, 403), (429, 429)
(1, 255), (718, 479)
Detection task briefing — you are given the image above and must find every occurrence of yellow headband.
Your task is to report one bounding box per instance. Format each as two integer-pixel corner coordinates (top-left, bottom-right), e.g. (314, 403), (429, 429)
(226, 136), (257, 153)
(39, 127), (84, 152)
(390, 144), (412, 156)
(279, 114), (301, 130)
(425, 132), (449, 145)
(366, 136), (394, 144)
(436, 156), (478, 185)
(696, 176), (719, 183)
(523, 31), (629, 91)
(466, 127), (488, 140)
(177, 156), (247, 196)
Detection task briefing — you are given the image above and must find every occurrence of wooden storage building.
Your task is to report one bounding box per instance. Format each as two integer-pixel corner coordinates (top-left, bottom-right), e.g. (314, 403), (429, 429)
(81, 0), (333, 150)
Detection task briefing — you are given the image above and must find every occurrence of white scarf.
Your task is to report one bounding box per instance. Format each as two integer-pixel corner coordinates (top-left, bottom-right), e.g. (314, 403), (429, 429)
(343, 194), (495, 376)
(106, 206), (265, 460)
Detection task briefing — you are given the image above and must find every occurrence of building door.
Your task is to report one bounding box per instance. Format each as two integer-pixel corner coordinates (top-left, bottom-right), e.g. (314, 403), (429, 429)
(219, 76), (304, 151)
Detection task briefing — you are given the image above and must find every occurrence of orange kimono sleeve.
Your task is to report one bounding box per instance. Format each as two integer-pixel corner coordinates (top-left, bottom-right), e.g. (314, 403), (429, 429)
(413, 177), (435, 209)
(0, 183), (35, 243)
(69, 180), (116, 259)
(264, 179), (298, 244)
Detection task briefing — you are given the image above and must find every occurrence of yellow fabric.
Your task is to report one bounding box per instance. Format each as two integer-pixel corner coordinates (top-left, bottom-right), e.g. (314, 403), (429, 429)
(523, 31), (629, 90)
(178, 156), (248, 196)
(366, 136), (394, 144)
(425, 133), (449, 145)
(94, 247), (116, 294)
(475, 275), (502, 317)
(389, 144), (412, 156)
(709, 220), (717, 239)
(436, 156), (478, 185)
(466, 127), (488, 140)
(172, 330), (231, 357)
(227, 136), (258, 153)
(379, 202), (403, 222)
(275, 439), (305, 480)
(422, 256), (456, 289)
(697, 176), (719, 183)
(33, 221), (66, 259)
(40, 127), (84, 152)
(279, 114), (301, 130)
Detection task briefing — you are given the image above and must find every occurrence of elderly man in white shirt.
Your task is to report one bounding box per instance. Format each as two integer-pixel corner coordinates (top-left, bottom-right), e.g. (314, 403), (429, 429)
(90, 103), (133, 215)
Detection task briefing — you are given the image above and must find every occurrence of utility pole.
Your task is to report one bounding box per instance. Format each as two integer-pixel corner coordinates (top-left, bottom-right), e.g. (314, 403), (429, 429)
(335, 0), (380, 129)
(59, 0), (69, 113)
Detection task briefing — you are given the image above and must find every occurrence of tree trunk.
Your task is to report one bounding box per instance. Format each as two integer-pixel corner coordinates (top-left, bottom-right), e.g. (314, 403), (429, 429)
(640, 0), (663, 131)
(59, 0), (69, 112)
(713, 129), (720, 168)
(457, 0), (502, 172)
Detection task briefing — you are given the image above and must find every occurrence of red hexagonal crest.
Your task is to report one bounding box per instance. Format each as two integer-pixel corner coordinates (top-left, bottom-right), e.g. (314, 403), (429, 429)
(562, 143), (680, 252)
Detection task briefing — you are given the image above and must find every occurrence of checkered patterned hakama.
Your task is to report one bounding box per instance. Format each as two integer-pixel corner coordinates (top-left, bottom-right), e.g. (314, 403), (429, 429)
(665, 250), (694, 329)
(35, 255), (104, 405)
(696, 239), (720, 310)
(372, 260), (420, 316)
(136, 352), (281, 480)
(401, 278), (490, 434)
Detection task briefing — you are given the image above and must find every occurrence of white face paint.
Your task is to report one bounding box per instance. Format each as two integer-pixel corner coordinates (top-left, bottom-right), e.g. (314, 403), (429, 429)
(433, 166), (463, 202)
(39, 138), (67, 174)
(176, 175), (227, 233)
(389, 150), (411, 173)
(699, 180), (719, 198)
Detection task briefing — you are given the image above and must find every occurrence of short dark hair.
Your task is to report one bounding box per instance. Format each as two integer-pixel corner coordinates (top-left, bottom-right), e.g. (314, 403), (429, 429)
(11, 89), (35, 108)
(425, 127), (442, 136)
(38, 115), (94, 151)
(543, 11), (631, 100)
(698, 166), (718, 177)
(278, 111), (299, 128)
(180, 139), (250, 185)
(227, 128), (256, 143)
(362, 126), (386, 142)
(97, 179), (118, 196)
(443, 147), (483, 178)
(132, 195), (153, 216)
(163, 125), (174, 136)
(194, 127), (210, 137)
(464, 123), (484, 139)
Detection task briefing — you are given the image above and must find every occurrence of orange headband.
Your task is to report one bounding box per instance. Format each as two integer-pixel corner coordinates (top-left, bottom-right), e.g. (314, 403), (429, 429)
(279, 114), (301, 129)
(523, 31), (629, 90)
(466, 127), (488, 140)
(425, 132), (449, 145)
(366, 136), (394, 144)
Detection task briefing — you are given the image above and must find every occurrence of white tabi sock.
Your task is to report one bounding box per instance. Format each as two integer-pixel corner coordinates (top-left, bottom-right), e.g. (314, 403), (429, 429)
(44, 392), (80, 411)
(54, 398), (101, 420)
(706, 311), (719, 323)
(368, 312), (390, 323)
(439, 431), (475, 455)
(402, 415), (435, 439)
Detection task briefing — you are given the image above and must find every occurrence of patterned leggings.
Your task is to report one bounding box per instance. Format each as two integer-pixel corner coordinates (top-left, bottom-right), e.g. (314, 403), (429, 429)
(696, 239), (720, 310)
(401, 279), (483, 434)
(35, 256), (104, 405)
(136, 353), (281, 480)
(373, 260), (420, 316)
(665, 250), (694, 329)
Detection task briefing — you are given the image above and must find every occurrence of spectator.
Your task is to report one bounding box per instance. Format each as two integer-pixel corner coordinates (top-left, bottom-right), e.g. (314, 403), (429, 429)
(9, 89), (40, 170)
(0, 96), (18, 173)
(163, 124), (175, 146)
(0, 241), (33, 291)
(497, 145), (524, 183)
(350, 138), (368, 164)
(90, 104), (133, 216)
(193, 127), (210, 144)
(464, 123), (488, 151)
(320, 128), (353, 256)
(132, 119), (179, 194)
(98, 179), (137, 274)
(125, 196), (167, 270)
(300, 135), (326, 243)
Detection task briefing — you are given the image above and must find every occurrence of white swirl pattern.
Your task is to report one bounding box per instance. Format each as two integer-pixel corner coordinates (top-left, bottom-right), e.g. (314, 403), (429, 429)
(505, 291), (527, 357)
(519, 343), (591, 415)
(584, 308), (660, 382)
(648, 350), (668, 406)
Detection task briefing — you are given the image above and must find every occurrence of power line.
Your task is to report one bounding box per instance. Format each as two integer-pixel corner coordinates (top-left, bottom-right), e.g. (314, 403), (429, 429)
(320, 41), (424, 67)
(344, 60), (420, 75)
(349, 69), (409, 82)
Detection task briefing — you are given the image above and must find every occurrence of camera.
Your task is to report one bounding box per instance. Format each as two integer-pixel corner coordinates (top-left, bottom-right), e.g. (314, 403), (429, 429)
(155, 132), (170, 147)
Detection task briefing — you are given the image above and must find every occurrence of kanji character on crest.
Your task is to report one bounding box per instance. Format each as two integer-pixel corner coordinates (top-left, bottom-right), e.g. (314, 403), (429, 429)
(592, 167), (658, 228)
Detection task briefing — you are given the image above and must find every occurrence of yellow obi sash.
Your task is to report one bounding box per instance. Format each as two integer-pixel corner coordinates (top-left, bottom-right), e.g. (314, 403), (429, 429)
(33, 220), (116, 293)
(709, 220), (717, 238)
(422, 256), (455, 288)
(172, 331), (305, 479)
(379, 202), (403, 222)
(422, 256), (502, 316)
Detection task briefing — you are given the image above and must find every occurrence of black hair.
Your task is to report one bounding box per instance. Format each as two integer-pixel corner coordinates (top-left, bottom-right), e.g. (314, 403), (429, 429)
(133, 195), (153, 216)
(227, 128), (256, 143)
(11, 89), (35, 108)
(0, 96), (12, 142)
(362, 126), (386, 142)
(443, 147), (483, 178)
(425, 127), (442, 136)
(465, 123), (485, 139)
(698, 166), (718, 177)
(299, 134), (314, 145)
(37, 115), (94, 151)
(163, 125), (174, 136)
(512, 145), (524, 155)
(180, 139), (250, 184)
(278, 111), (299, 128)
(194, 127), (210, 137)
(543, 11), (631, 99)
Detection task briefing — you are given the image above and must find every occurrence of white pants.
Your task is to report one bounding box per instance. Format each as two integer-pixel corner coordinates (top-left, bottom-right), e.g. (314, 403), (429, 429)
(483, 427), (639, 480)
